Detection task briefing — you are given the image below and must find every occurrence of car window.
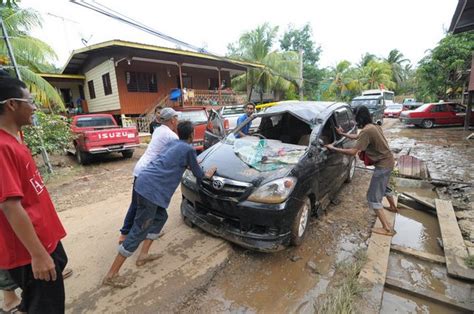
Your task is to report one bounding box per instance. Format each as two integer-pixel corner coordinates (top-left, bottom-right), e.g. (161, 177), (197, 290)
(222, 106), (244, 115)
(454, 104), (466, 113)
(76, 117), (115, 127)
(320, 119), (335, 145)
(413, 104), (431, 112)
(334, 108), (352, 132)
(179, 110), (208, 124)
(387, 104), (402, 110)
(351, 99), (378, 109)
(430, 105), (448, 113)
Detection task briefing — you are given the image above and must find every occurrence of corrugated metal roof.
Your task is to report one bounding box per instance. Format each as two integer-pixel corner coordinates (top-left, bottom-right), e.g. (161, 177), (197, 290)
(62, 39), (263, 74)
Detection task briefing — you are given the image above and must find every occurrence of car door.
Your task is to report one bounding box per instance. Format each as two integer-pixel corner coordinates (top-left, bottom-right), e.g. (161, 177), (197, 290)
(430, 104), (450, 125)
(317, 116), (344, 198)
(203, 109), (225, 150)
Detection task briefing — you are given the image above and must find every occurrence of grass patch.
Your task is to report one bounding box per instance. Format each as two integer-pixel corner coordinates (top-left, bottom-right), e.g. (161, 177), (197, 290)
(316, 251), (367, 314)
(465, 255), (474, 269)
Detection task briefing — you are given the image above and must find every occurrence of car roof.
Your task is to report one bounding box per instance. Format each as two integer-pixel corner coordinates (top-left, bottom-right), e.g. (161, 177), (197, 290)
(352, 95), (383, 101)
(258, 101), (349, 124)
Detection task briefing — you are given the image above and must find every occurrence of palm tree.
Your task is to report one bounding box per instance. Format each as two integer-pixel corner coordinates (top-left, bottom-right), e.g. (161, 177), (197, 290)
(357, 53), (377, 68)
(227, 23), (299, 102)
(327, 60), (361, 101)
(385, 49), (410, 88)
(359, 60), (395, 90)
(0, 5), (64, 110)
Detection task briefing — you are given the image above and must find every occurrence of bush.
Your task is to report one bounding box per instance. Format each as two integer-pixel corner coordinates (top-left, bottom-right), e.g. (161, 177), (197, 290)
(23, 111), (72, 155)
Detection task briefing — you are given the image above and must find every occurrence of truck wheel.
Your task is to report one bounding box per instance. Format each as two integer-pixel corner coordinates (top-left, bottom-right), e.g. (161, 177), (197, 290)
(76, 149), (90, 165)
(421, 119), (434, 129)
(345, 157), (356, 183)
(122, 150), (134, 158)
(290, 197), (311, 246)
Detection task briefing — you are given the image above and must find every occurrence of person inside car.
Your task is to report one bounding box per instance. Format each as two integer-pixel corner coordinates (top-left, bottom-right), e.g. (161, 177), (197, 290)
(236, 102), (255, 138)
(325, 105), (398, 237)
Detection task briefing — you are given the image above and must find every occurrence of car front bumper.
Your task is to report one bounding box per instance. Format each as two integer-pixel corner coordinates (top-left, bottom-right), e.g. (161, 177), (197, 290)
(180, 182), (304, 252)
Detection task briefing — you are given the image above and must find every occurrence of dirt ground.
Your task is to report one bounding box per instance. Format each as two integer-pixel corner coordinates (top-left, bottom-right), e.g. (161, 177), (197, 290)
(14, 119), (473, 313)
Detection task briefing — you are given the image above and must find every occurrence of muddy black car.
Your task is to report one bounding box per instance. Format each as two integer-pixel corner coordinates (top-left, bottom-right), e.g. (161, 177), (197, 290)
(180, 101), (357, 252)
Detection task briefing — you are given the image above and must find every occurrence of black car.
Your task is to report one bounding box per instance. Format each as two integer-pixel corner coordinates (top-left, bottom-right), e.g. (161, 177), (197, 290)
(181, 101), (357, 252)
(350, 95), (386, 125)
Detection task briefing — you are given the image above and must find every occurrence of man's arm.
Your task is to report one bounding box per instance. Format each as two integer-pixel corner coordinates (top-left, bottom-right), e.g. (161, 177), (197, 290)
(336, 127), (358, 140)
(1, 198), (57, 281)
(325, 144), (359, 156)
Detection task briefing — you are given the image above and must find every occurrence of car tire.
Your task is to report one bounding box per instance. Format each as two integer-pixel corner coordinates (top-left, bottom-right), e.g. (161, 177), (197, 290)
(290, 197), (311, 246)
(76, 148), (90, 165)
(183, 215), (194, 228)
(345, 157), (356, 183)
(421, 119), (434, 129)
(122, 150), (134, 158)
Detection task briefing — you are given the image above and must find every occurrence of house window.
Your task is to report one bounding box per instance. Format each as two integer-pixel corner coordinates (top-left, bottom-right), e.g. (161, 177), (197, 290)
(125, 71), (157, 93)
(88, 80), (96, 99)
(102, 73), (112, 95)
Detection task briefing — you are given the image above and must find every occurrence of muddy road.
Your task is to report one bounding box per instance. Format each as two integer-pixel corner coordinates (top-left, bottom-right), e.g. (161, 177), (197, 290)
(11, 119), (472, 313)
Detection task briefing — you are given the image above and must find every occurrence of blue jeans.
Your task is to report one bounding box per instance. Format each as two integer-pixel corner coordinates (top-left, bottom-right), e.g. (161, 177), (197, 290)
(118, 192), (168, 257)
(120, 177), (138, 235)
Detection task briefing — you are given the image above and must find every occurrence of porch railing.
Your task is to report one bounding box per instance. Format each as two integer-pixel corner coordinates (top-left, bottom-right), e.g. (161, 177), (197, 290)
(124, 89), (249, 133)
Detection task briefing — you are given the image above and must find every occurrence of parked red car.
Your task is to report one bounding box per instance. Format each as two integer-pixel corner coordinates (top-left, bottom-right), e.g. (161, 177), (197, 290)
(384, 103), (403, 118)
(175, 107), (210, 152)
(399, 102), (474, 128)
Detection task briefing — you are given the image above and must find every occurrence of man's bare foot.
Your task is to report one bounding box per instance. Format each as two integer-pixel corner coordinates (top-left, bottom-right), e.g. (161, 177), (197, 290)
(136, 253), (164, 267)
(383, 206), (399, 213)
(371, 227), (396, 236)
(102, 275), (134, 288)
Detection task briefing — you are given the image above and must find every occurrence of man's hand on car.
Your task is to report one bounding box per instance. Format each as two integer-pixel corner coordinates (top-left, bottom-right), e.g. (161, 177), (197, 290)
(335, 126), (344, 135)
(205, 166), (217, 178)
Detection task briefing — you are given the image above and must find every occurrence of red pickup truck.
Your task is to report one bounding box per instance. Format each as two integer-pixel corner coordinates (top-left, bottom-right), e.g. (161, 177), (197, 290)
(70, 114), (140, 164)
(175, 107), (209, 153)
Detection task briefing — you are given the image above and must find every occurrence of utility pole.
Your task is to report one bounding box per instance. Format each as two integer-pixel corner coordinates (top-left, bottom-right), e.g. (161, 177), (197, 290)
(0, 17), (54, 173)
(299, 49), (304, 101)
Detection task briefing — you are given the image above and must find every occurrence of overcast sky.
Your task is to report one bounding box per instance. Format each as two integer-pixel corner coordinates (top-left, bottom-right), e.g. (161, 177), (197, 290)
(21, 0), (458, 70)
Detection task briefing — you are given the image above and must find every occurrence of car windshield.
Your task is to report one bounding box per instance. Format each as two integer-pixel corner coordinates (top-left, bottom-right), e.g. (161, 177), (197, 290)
(230, 136), (307, 171)
(387, 104), (402, 110)
(351, 99), (378, 109)
(76, 117), (115, 127)
(179, 110), (208, 124)
(222, 106), (244, 116)
(413, 104), (430, 112)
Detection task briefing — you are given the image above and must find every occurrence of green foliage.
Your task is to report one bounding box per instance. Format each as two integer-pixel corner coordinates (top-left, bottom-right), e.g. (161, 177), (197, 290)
(0, 5), (64, 110)
(465, 255), (474, 269)
(227, 23), (299, 102)
(280, 23), (323, 99)
(416, 32), (474, 102)
(23, 111), (72, 155)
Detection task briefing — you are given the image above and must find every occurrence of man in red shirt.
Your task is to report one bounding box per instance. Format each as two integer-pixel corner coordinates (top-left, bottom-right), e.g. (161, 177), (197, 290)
(0, 77), (67, 313)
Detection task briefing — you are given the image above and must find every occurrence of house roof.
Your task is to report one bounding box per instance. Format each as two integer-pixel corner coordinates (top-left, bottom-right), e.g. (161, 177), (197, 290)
(449, 0), (474, 33)
(62, 39), (263, 74)
(39, 73), (86, 80)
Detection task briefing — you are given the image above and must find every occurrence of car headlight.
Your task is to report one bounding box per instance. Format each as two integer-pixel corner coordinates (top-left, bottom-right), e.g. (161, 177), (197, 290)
(247, 177), (297, 204)
(182, 169), (197, 185)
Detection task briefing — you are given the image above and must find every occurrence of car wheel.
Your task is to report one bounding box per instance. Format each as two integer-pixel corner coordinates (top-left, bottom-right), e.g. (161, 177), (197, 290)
(122, 150), (134, 158)
(183, 215), (194, 228)
(290, 197), (311, 246)
(345, 157), (356, 183)
(421, 119), (434, 129)
(76, 148), (90, 165)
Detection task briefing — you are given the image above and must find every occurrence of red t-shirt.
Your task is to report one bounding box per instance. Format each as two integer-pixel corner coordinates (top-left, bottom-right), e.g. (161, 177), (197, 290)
(0, 129), (66, 269)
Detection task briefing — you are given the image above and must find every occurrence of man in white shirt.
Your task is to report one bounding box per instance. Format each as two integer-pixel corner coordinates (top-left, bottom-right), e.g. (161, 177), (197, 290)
(118, 108), (180, 243)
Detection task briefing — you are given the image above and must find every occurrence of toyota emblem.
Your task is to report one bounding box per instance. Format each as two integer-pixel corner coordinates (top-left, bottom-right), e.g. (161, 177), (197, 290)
(212, 178), (224, 190)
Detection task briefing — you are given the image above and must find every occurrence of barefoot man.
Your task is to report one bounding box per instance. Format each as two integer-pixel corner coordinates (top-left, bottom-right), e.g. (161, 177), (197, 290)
(103, 121), (217, 287)
(325, 105), (397, 236)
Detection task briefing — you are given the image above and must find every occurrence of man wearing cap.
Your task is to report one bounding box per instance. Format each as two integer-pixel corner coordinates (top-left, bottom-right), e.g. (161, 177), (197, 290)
(118, 107), (180, 244)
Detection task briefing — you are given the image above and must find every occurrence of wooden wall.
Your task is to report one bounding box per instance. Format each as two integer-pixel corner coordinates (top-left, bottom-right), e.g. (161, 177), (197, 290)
(84, 59), (120, 113)
(115, 60), (231, 115)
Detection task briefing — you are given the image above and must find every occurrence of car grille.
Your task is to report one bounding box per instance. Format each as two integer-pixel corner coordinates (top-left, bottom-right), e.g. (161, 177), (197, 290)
(201, 175), (252, 199)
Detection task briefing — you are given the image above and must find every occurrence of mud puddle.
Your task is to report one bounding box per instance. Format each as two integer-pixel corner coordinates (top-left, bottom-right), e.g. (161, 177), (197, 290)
(383, 252), (474, 312)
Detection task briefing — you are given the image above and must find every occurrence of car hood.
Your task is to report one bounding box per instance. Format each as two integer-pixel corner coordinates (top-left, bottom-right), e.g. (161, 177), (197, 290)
(199, 140), (301, 185)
